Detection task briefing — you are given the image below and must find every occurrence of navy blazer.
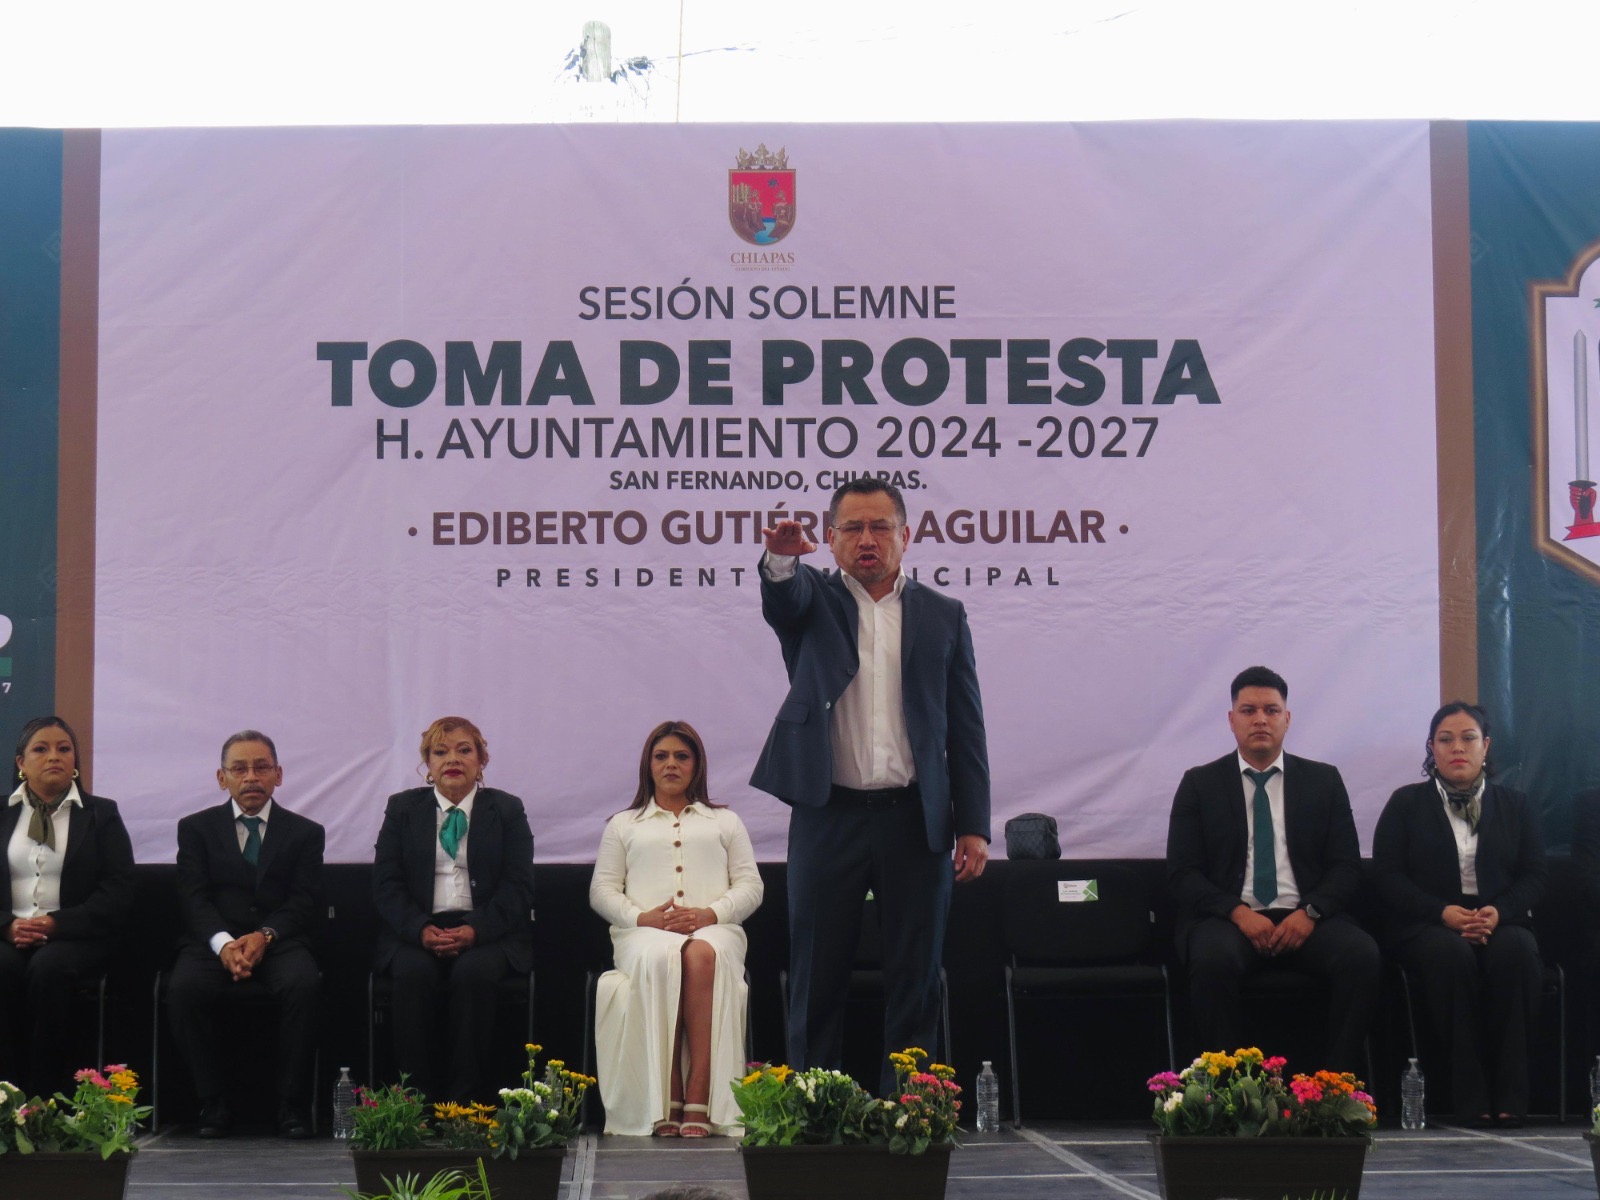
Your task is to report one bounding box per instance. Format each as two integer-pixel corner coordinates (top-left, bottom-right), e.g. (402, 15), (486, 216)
(1372, 779), (1546, 939)
(1166, 752), (1364, 948)
(372, 786), (535, 973)
(174, 800), (325, 952)
(749, 559), (991, 853)
(0, 792), (136, 940)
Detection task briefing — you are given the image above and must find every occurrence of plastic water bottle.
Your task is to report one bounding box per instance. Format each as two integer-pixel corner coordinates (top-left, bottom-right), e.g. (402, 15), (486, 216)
(1589, 1055), (1600, 1114)
(975, 1061), (1000, 1132)
(1401, 1058), (1426, 1130)
(332, 1067), (357, 1140)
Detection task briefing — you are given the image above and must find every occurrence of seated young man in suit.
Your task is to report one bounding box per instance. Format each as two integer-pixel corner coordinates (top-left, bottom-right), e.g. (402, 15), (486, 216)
(169, 730), (324, 1138)
(1165, 666), (1379, 1073)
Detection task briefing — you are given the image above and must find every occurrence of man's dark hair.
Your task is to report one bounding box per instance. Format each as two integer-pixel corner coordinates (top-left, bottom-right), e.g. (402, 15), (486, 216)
(827, 477), (907, 527)
(220, 729), (278, 767)
(1229, 666), (1288, 703)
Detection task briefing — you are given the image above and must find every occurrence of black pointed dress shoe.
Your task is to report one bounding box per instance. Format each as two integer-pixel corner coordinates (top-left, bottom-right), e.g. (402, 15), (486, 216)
(277, 1102), (313, 1139)
(197, 1098), (231, 1138)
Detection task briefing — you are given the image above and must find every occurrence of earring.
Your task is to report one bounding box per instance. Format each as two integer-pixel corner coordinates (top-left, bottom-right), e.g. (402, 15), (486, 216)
(476, 772), (485, 783)
(426, 773), (435, 785)
(72, 768), (80, 779)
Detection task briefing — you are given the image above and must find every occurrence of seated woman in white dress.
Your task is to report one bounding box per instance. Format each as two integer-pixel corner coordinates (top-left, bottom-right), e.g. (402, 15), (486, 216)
(589, 720), (763, 1137)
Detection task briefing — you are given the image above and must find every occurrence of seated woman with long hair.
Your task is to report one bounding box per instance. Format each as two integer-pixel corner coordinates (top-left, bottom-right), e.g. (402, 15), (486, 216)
(589, 721), (763, 1137)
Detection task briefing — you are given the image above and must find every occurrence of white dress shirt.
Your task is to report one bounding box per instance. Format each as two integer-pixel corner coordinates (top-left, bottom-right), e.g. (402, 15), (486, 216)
(6, 781), (81, 918)
(1238, 751), (1302, 911)
(208, 797), (276, 954)
(761, 552), (916, 789)
(431, 786), (476, 914)
(1435, 777), (1483, 895)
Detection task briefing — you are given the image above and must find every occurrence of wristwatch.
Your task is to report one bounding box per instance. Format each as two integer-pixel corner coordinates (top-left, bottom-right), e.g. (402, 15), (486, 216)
(260, 926), (278, 944)
(1303, 904), (1323, 922)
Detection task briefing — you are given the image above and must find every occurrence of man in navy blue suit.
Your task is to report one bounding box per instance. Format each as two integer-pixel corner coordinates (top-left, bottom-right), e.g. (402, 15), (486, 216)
(753, 479), (990, 1093)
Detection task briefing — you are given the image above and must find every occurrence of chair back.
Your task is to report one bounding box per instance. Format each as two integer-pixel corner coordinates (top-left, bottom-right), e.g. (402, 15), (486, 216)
(1002, 861), (1153, 964)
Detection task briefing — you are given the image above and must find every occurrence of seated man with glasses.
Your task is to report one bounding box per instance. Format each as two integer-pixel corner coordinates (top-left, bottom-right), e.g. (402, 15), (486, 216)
(168, 730), (325, 1138)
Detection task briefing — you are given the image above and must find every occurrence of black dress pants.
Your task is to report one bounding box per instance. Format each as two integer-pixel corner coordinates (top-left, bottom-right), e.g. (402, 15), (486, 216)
(166, 942), (320, 1105)
(1184, 911), (1379, 1075)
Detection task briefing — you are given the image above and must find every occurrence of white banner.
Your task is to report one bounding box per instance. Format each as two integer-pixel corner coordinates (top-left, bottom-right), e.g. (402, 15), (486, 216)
(94, 122), (1440, 863)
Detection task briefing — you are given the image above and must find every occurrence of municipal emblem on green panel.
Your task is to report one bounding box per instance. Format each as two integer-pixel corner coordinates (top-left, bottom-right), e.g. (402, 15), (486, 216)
(729, 145), (796, 246)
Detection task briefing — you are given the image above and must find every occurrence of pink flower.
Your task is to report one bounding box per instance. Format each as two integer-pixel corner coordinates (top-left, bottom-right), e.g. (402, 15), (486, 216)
(1263, 1057), (1288, 1073)
(902, 1094), (916, 1104)
(105, 1064), (128, 1074)
(1147, 1072), (1182, 1093)
(1290, 1079), (1323, 1104)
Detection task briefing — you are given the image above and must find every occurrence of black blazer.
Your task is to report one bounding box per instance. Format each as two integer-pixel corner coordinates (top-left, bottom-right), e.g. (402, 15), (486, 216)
(1166, 752), (1363, 948)
(1371, 779), (1546, 940)
(0, 792), (136, 940)
(174, 800), (325, 952)
(372, 786), (535, 973)
(749, 559), (991, 853)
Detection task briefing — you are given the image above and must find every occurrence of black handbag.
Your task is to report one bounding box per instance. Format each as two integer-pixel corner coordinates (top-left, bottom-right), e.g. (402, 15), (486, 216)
(1004, 812), (1060, 860)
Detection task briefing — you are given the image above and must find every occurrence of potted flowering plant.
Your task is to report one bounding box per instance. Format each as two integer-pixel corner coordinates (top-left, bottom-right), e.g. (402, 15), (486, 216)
(0, 1065), (152, 1200)
(350, 1045), (592, 1200)
(732, 1048), (960, 1200)
(1145, 1048), (1376, 1200)
(1582, 1104), (1600, 1191)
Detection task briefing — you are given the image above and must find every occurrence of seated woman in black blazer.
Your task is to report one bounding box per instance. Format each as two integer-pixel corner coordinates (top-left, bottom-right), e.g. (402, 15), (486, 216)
(2, 715), (135, 1095)
(1372, 702), (1546, 1127)
(372, 716), (535, 1104)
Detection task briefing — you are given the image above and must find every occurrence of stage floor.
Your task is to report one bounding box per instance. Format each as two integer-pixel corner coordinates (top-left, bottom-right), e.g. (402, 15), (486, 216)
(124, 1121), (1597, 1198)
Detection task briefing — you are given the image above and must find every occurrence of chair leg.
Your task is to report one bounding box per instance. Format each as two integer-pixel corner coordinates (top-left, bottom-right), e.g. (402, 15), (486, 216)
(581, 971), (597, 1129)
(743, 967), (754, 1063)
(1557, 965), (1568, 1123)
(1161, 964), (1177, 1072)
(1005, 966), (1022, 1128)
(95, 973), (108, 1069)
(150, 971), (163, 1134)
(366, 972), (377, 1087)
(939, 968), (953, 1066)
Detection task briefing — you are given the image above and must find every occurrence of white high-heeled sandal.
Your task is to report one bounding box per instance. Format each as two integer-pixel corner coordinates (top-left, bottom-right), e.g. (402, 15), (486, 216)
(680, 1102), (712, 1138)
(652, 1101), (684, 1137)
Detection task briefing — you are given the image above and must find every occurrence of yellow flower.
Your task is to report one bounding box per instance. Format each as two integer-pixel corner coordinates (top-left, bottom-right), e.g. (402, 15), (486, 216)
(741, 1070), (764, 1086)
(929, 1064), (956, 1080)
(769, 1065), (793, 1083)
(1234, 1047), (1264, 1066)
(108, 1095), (133, 1105)
(525, 1044), (542, 1054)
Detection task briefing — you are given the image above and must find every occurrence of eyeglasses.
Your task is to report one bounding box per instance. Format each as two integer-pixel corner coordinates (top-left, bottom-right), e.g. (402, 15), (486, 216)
(832, 520), (900, 539)
(223, 761), (277, 778)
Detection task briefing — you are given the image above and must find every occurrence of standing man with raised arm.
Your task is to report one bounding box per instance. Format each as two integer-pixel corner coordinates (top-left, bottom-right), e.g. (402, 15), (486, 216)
(753, 479), (990, 1095)
(1165, 667), (1379, 1073)
(169, 730), (324, 1138)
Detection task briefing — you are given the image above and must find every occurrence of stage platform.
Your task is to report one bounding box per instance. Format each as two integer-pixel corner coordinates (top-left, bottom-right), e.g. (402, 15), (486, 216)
(122, 1121), (1597, 1198)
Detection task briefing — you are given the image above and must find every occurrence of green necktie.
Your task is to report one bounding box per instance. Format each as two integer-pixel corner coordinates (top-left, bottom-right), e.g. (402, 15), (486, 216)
(240, 815), (263, 867)
(440, 806), (467, 860)
(1245, 767), (1280, 907)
